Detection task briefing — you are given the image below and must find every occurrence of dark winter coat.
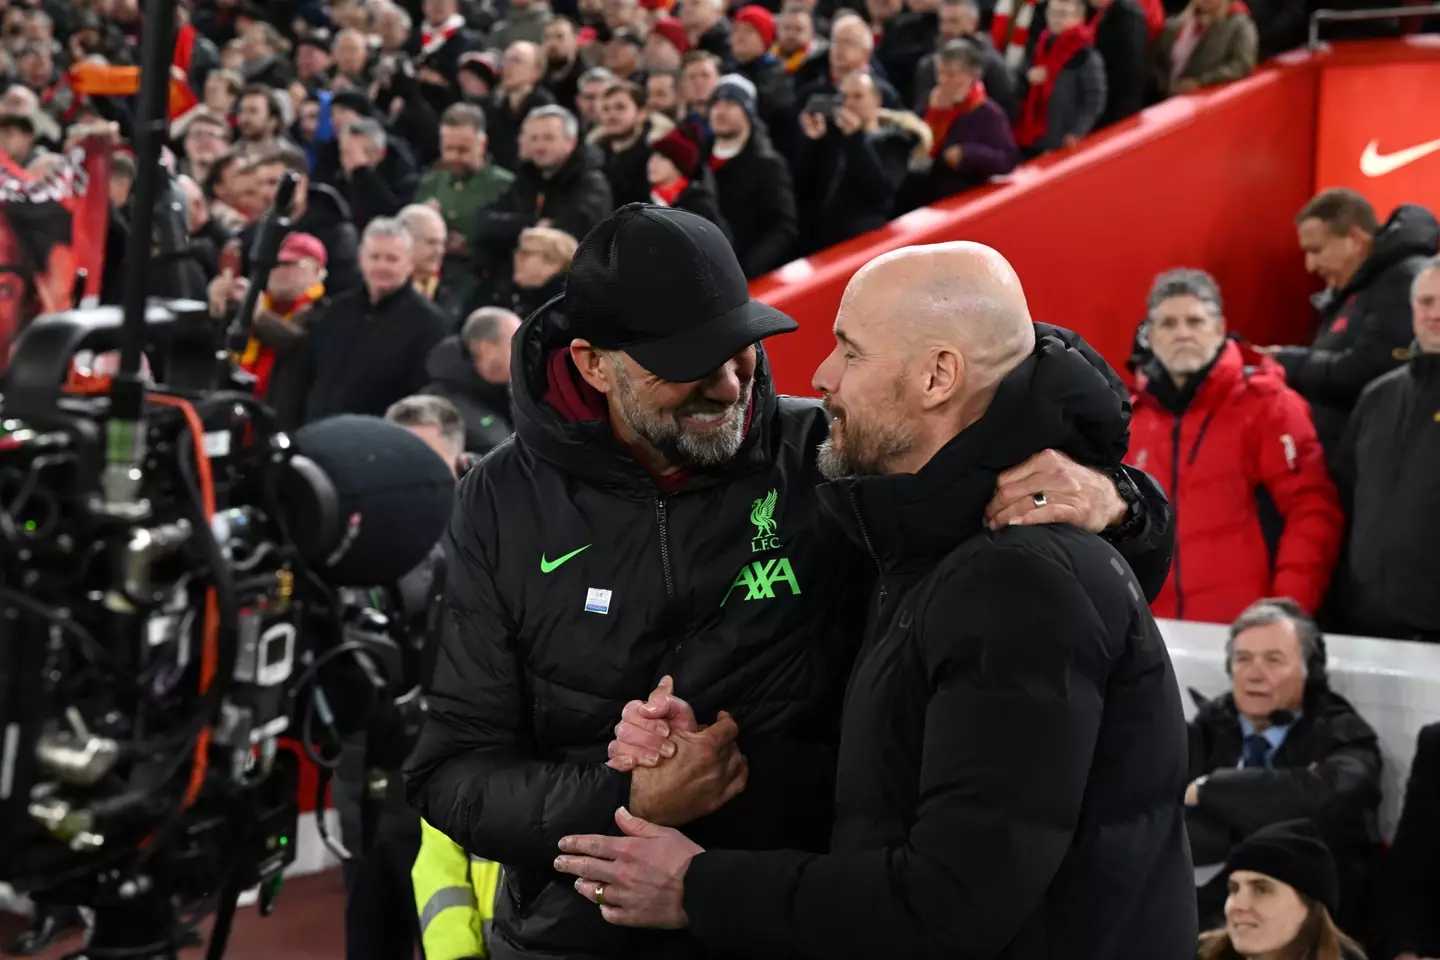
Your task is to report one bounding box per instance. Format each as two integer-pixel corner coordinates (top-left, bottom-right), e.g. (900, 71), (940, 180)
(1376, 722), (1440, 960)
(873, 9), (939, 106)
(928, 95), (1021, 200)
(732, 53), (798, 158)
(238, 184), (362, 295)
(1018, 42), (1107, 154)
(1334, 349), (1440, 639)
(473, 146), (614, 278)
(486, 86), (559, 175)
(1277, 204), (1440, 464)
(1187, 689), (1383, 932)
(341, 137), (422, 229)
(421, 335), (516, 455)
(1093, 0), (1150, 127)
(712, 130), (798, 278)
(684, 330), (1196, 960)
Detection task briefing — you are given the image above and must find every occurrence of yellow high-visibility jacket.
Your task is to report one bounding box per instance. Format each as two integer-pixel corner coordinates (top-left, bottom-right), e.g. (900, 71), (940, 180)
(413, 818), (503, 960)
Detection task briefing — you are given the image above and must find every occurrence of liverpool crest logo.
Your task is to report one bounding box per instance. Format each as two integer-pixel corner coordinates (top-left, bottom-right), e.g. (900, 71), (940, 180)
(749, 489), (780, 553)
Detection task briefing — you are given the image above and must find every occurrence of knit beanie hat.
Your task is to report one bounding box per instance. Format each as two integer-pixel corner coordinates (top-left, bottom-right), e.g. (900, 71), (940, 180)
(1224, 820), (1340, 917)
(649, 17), (691, 55)
(652, 128), (700, 176)
(710, 73), (758, 121)
(733, 5), (776, 49)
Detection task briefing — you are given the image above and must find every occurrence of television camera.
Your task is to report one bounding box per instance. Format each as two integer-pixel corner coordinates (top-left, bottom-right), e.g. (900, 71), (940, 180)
(0, 2), (456, 956)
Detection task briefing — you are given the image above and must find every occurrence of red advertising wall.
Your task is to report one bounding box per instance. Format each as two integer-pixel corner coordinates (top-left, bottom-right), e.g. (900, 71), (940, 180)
(752, 40), (1440, 398)
(1315, 59), (1440, 220)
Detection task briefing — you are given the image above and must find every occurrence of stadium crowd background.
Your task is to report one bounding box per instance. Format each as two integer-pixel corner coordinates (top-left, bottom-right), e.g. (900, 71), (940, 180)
(2, 0), (1440, 956)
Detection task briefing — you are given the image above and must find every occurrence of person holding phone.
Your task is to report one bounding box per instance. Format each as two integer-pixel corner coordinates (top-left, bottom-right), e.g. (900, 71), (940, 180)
(795, 70), (930, 252)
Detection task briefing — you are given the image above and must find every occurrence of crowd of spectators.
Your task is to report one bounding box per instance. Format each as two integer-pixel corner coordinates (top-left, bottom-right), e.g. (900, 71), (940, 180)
(0, 0), (1277, 345)
(1124, 188), (1440, 645)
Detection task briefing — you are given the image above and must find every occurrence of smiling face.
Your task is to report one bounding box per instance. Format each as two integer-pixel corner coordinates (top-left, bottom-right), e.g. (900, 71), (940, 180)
(811, 290), (918, 479)
(578, 344), (757, 469)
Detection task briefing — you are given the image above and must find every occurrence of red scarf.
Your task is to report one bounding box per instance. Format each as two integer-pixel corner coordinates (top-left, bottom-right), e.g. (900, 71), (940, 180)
(990, 0), (1040, 68)
(923, 80), (987, 158)
(421, 13), (466, 56)
(709, 155), (728, 172)
(170, 23), (201, 122)
(241, 284), (323, 398)
(651, 176), (689, 206)
(1013, 24), (1095, 149)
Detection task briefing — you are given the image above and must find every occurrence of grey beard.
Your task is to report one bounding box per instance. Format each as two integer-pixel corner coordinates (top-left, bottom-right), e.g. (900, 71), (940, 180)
(610, 360), (752, 470)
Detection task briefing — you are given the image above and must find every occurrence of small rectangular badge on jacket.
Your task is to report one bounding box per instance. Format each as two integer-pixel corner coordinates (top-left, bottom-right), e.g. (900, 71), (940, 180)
(584, 588), (612, 614)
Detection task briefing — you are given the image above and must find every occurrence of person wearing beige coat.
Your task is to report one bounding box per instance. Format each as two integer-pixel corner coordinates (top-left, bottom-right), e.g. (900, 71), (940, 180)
(1153, 0), (1259, 98)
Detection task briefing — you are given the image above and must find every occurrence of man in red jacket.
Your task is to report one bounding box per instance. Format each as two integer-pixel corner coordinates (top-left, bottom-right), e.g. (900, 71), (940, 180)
(1125, 268), (1343, 624)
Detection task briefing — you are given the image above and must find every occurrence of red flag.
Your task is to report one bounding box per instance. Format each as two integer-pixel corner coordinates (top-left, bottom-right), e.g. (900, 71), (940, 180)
(0, 133), (112, 369)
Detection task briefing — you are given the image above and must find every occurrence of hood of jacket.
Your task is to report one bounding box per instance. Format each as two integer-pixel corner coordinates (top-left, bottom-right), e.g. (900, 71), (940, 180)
(1346, 203), (1440, 297)
(877, 108), (934, 163)
(819, 325), (1130, 565)
(299, 182), (355, 232)
(426, 335), (513, 411)
(1139, 337), (1282, 416)
(508, 292), (781, 495)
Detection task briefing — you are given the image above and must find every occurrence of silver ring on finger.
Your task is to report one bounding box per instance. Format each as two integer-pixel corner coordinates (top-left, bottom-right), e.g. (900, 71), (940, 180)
(595, 883), (606, 907)
(1032, 492), (1048, 508)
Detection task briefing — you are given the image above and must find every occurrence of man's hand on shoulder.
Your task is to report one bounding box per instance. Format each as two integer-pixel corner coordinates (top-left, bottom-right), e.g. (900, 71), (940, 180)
(985, 449), (1128, 533)
(606, 676), (748, 827)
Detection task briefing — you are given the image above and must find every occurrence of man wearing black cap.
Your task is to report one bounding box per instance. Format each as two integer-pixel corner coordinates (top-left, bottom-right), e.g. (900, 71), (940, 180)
(406, 203), (1177, 960)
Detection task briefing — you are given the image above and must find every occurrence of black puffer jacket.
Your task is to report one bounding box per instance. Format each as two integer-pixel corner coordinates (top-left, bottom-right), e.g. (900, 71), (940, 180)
(1335, 350), (1440, 638)
(405, 297), (871, 959)
(1277, 204), (1440, 461)
(1186, 689), (1383, 933)
(405, 305), (1177, 959)
(684, 332), (1196, 960)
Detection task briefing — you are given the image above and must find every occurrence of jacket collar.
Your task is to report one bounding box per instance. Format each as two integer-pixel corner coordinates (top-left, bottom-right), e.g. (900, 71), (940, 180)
(817, 332), (1130, 566)
(509, 292), (780, 496)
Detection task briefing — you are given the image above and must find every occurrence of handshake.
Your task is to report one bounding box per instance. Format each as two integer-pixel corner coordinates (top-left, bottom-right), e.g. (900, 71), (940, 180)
(606, 676), (749, 827)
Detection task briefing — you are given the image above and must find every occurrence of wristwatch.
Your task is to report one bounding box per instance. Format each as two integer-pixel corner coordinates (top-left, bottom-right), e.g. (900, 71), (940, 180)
(1099, 465), (1145, 544)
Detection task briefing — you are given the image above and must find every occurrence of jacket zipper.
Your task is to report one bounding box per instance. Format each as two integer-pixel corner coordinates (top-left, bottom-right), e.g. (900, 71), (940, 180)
(1170, 415), (1185, 620)
(845, 486), (886, 605)
(654, 497), (681, 655)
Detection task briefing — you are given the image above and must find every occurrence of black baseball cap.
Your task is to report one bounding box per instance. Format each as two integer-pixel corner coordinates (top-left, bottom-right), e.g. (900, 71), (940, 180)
(566, 204), (798, 382)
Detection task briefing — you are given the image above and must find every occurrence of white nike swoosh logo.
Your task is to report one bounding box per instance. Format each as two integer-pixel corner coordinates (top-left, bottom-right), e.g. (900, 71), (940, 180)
(1360, 137), (1440, 177)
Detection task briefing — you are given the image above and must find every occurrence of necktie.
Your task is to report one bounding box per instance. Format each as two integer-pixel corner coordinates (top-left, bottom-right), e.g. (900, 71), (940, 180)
(1242, 734), (1270, 770)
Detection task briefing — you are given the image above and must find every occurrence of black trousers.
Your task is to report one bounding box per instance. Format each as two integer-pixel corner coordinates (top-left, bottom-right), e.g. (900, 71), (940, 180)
(343, 814), (423, 960)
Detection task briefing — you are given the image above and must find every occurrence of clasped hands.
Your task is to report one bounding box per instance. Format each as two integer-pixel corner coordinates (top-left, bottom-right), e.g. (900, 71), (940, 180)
(553, 676), (740, 929)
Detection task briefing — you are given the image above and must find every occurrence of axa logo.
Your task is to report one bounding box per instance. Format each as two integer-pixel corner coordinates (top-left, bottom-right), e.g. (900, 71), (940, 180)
(1360, 136), (1440, 178)
(721, 557), (802, 605)
(749, 488), (781, 553)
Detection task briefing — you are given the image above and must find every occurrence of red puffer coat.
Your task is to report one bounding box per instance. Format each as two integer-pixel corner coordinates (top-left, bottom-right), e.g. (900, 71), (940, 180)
(1126, 339), (1343, 623)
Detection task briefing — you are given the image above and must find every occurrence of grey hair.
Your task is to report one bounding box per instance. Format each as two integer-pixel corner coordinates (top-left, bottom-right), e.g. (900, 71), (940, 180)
(936, 39), (985, 72)
(346, 117), (388, 152)
(361, 215), (414, 249)
(579, 66), (617, 88)
(1225, 598), (1323, 681)
(1412, 255), (1440, 297)
(462, 307), (522, 347)
(383, 5), (411, 30)
(525, 104), (579, 140)
(397, 202), (445, 236)
(1147, 268), (1223, 318)
(385, 395), (465, 455)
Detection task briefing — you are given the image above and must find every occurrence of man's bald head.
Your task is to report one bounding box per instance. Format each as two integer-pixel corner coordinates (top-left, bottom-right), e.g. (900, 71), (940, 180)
(845, 241), (1034, 382)
(813, 242), (1037, 478)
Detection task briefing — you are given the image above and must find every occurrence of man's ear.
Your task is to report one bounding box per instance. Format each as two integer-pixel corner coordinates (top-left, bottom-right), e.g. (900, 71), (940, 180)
(919, 344), (964, 411)
(570, 338), (614, 394)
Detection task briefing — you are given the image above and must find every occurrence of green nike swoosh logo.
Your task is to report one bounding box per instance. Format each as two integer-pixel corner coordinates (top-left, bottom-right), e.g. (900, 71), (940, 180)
(540, 544), (591, 573)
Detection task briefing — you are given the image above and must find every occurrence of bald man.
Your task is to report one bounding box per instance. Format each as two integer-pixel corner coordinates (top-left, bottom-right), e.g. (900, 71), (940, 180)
(556, 242), (1196, 959)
